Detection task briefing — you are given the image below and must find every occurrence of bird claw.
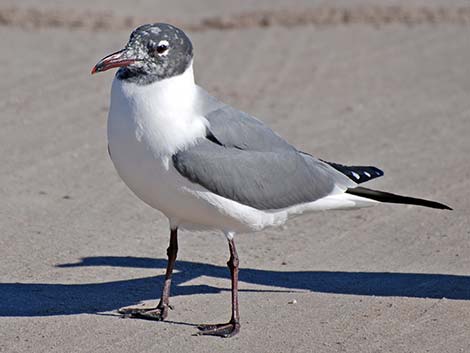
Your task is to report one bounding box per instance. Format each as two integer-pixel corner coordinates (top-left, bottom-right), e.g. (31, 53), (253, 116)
(195, 321), (240, 338)
(118, 304), (170, 321)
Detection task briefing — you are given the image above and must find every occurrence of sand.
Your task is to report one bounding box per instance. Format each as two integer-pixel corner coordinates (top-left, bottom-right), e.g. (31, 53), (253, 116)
(1, 1), (469, 352)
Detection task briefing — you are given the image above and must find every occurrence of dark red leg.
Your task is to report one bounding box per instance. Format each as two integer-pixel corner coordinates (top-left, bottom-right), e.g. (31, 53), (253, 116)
(118, 228), (178, 320)
(197, 238), (240, 337)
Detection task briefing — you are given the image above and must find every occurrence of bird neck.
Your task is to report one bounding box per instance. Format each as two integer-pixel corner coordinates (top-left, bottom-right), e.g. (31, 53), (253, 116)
(150, 62), (196, 113)
(109, 61), (207, 158)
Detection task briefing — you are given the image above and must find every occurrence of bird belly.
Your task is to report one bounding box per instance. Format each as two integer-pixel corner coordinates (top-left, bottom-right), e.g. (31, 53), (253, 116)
(107, 131), (265, 232)
(108, 114), (378, 234)
(106, 78), (377, 234)
(106, 88), (261, 232)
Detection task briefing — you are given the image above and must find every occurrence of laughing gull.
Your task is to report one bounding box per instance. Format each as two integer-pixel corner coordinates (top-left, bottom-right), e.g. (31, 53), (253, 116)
(92, 23), (451, 337)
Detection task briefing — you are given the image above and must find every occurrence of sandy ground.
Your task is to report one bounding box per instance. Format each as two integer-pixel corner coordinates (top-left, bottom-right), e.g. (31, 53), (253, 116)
(1, 1), (470, 352)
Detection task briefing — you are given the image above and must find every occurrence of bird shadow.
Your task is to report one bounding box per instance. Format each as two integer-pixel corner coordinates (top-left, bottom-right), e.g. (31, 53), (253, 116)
(1, 256), (469, 317)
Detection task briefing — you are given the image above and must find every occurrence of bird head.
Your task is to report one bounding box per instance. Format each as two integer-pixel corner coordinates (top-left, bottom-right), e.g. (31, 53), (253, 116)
(92, 23), (193, 84)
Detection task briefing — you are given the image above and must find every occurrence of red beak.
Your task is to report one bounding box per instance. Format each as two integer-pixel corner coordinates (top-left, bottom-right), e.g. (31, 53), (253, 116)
(91, 49), (140, 74)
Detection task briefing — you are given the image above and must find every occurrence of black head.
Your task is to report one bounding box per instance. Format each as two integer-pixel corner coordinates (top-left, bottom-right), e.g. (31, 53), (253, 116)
(92, 23), (193, 84)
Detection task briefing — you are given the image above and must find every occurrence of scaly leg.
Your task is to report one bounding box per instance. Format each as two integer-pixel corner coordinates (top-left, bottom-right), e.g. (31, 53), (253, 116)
(119, 228), (178, 320)
(197, 237), (240, 337)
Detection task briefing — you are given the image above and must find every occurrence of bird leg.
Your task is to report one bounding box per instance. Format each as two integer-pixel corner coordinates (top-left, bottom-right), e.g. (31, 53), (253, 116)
(197, 238), (240, 337)
(118, 228), (178, 320)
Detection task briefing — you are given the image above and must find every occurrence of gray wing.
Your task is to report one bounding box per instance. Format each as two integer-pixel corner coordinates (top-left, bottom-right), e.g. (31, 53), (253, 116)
(173, 139), (354, 210)
(174, 87), (356, 210)
(196, 86), (295, 152)
(205, 105), (295, 152)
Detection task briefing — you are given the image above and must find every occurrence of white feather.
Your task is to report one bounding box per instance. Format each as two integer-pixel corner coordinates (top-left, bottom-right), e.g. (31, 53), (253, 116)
(107, 64), (378, 235)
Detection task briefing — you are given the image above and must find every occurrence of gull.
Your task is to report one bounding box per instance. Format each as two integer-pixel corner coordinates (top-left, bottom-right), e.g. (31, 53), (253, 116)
(92, 23), (451, 337)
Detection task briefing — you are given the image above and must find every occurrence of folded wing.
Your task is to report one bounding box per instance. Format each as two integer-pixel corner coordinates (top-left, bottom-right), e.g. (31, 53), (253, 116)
(173, 140), (355, 210)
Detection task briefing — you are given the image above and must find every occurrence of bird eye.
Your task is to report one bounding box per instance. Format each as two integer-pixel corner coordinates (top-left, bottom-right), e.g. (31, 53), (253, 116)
(155, 40), (169, 55)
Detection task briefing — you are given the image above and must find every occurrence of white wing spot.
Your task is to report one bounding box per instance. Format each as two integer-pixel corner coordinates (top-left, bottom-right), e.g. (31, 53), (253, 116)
(364, 172), (371, 177)
(351, 172), (360, 179)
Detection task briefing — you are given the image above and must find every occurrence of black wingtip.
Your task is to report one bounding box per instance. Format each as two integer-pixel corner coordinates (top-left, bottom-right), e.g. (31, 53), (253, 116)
(346, 186), (453, 210)
(420, 201), (453, 210)
(322, 160), (384, 184)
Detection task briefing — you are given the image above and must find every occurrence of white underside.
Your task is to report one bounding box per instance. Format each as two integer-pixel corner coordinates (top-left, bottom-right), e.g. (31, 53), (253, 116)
(107, 65), (378, 235)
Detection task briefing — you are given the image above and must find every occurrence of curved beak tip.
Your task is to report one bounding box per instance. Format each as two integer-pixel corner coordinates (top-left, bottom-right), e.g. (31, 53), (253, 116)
(91, 49), (137, 76)
(91, 61), (105, 75)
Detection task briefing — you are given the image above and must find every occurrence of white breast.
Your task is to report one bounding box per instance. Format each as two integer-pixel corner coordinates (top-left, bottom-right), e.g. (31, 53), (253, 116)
(107, 66), (208, 214)
(106, 66), (377, 234)
(106, 68), (280, 232)
(108, 65), (207, 157)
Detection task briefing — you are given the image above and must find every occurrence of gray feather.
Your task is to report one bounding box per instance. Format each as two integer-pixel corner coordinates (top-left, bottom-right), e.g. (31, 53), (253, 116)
(172, 87), (356, 210)
(173, 139), (354, 210)
(196, 87), (295, 152)
(205, 105), (295, 152)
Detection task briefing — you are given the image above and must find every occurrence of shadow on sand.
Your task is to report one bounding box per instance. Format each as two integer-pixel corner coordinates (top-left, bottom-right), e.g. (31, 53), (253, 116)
(1, 256), (469, 317)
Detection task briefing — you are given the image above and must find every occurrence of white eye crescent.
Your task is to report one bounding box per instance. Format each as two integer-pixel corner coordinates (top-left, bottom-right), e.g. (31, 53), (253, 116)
(156, 40), (169, 55)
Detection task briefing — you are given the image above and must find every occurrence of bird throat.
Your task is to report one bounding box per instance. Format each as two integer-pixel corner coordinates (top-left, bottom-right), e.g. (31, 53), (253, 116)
(109, 62), (206, 158)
